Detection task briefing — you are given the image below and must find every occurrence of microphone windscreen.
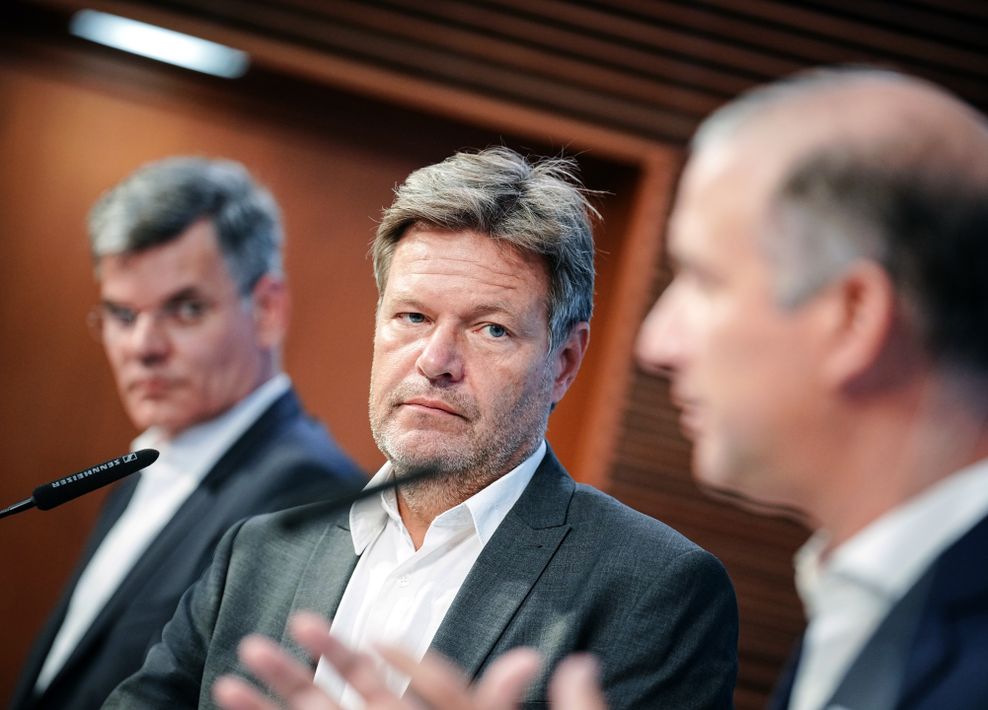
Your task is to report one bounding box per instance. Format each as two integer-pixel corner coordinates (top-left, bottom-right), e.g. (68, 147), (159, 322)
(31, 448), (160, 510)
(279, 465), (441, 530)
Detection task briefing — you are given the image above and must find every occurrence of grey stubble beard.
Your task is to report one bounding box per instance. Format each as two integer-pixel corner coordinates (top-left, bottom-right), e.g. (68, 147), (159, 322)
(369, 368), (553, 518)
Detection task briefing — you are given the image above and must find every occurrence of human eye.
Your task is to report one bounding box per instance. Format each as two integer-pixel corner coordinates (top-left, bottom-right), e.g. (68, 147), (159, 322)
(397, 312), (427, 325)
(103, 303), (137, 328)
(481, 323), (510, 339)
(167, 298), (210, 326)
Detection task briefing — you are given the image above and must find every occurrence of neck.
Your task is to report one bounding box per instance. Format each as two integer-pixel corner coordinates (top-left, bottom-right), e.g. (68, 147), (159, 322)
(396, 493), (438, 550)
(388, 440), (542, 549)
(810, 371), (988, 548)
(394, 468), (504, 550)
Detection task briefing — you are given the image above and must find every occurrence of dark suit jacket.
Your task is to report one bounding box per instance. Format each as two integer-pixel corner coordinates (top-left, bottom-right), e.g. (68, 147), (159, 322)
(769, 512), (988, 709)
(105, 448), (738, 709)
(11, 388), (365, 710)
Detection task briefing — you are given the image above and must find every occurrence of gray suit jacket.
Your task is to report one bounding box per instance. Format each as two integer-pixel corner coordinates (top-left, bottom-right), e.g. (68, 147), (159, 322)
(105, 448), (738, 709)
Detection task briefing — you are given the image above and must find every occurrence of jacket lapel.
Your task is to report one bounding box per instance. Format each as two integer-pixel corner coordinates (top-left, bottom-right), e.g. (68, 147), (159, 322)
(826, 566), (936, 709)
(51, 463), (222, 681)
(46, 392), (302, 686)
(430, 449), (574, 679)
(10, 476), (141, 708)
(894, 513), (988, 707)
(273, 514), (359, 667)
(768, 637), (802, 710)
(286, 517), (360, 623)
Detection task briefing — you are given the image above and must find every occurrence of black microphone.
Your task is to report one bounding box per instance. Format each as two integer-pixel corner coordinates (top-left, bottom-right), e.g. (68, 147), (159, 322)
(0, 448), (159, 520)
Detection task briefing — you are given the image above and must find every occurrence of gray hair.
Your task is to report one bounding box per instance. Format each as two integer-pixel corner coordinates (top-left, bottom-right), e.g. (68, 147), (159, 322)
(695, 66), (988, 372)
(89, 156), (283, 292)
(373, 146), (597, 351)
(692, 66), (910, 157)
(772, 147), (988, 373)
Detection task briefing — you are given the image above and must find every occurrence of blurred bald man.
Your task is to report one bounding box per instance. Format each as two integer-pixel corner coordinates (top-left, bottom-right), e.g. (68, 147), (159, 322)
(205, 67), (988, 710)
(638, 66), (988, 709)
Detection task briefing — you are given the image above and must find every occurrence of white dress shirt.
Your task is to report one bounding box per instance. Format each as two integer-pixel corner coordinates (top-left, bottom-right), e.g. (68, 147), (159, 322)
(35, 374), (291, 692)
(789, 456), (988, 710)
(313, 441), (545, 709)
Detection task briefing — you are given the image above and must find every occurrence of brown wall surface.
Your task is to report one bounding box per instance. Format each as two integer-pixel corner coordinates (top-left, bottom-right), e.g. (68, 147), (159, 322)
(7, 1), (983, 707)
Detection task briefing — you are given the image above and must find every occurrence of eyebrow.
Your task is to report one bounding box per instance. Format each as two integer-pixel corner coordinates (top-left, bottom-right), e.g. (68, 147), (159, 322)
(102, 287), (205, 310)
(389, 295), (520, 320)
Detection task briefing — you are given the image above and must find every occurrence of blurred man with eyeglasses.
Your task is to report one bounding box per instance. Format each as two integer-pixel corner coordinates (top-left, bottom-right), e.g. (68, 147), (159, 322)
(10, 156), (364, 710)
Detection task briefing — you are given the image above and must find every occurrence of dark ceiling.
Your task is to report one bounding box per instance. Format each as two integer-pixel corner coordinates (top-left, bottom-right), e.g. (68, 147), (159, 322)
(11, 0), (988, 146)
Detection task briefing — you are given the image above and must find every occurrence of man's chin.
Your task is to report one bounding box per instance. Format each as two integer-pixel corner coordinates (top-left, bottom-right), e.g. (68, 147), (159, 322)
(385, 441), (467, 478)
(126, 404), (190, 437)
(692, 448), (807, 520)
(388, 448), (450, 473)
(691, 445), (741, 495)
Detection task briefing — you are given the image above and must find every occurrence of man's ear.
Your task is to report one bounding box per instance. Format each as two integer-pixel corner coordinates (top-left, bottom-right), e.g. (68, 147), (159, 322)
(251, 274), (290, 349)
(551, 322), (590, 405)
(819, 260), (900, 391)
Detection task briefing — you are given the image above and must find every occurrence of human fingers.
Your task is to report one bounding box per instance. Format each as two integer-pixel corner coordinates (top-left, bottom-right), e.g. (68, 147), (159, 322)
(236, 633), (342, 710)
(212, 674), (279, 710)
(548, 654), (607, 710)
(288, 612), (406, 708)
(471, 647), (542, 710)
(376, 645), (474, 709)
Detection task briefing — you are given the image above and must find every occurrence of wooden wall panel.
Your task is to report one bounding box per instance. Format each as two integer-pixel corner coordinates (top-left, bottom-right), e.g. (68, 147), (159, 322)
(4, 1), (988, 708)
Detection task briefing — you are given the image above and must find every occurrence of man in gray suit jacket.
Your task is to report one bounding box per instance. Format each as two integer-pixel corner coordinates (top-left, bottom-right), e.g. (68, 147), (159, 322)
(11, 157), (363, 710)
(303, 69), (988, 710)
(211, 71), (988, 710)
(108, 147), (738, 709)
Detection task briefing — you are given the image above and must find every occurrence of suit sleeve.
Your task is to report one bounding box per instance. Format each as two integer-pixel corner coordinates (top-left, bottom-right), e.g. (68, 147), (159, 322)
(598, 546), (739, 710)
(102, 518), (248, 708)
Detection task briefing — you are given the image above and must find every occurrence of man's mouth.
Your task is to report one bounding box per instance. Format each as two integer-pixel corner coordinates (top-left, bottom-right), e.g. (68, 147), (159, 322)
(670, 390), (701, 440)
(130, 377), (174, 397)
(401, 398), (465, 418)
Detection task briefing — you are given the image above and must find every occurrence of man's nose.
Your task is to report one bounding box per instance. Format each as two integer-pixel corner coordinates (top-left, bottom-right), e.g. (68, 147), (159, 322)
(635, 288), (685, 378)
(125, 312), (172, 363)
(415, 325), (464, 383)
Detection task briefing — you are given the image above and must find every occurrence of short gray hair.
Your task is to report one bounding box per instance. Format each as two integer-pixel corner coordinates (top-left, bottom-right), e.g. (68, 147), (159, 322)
(695, 66), (988, 372)
(89, 156), (283, 292)
(373, 147), (597, 350)
(691, 68), (924, 309)
(692, 66), (909, 157)
(772, 147), (988, 372)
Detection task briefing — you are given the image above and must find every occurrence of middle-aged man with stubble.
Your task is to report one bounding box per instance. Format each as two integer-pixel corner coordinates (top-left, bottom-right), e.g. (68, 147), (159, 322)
(104, 146), (739, 709)
(209, 68), (988, 710)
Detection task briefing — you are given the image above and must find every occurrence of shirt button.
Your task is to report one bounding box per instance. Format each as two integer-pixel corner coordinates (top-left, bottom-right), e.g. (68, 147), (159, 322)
(397, 575), (410, 587)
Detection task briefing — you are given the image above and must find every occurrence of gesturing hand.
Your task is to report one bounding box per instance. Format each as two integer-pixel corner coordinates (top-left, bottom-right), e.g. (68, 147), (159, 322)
(212, 611), (564, 710)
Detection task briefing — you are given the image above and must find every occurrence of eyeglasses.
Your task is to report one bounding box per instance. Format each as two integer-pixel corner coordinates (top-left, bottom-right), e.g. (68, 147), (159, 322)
(87, 294), (232, 341)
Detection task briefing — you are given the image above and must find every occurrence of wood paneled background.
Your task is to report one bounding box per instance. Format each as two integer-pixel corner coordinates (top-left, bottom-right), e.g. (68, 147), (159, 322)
(1, 1), (985, 707)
